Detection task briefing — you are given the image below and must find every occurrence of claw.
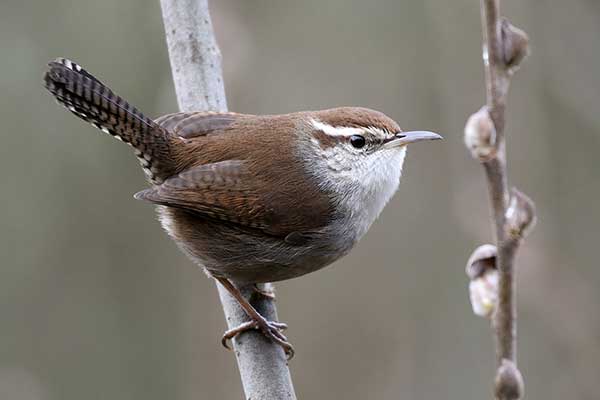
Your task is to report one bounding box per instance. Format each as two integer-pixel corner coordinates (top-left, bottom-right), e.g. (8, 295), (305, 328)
(220, 317), (295, 359)
(215, 277), (295, 359)
(221, 320), (258, 350)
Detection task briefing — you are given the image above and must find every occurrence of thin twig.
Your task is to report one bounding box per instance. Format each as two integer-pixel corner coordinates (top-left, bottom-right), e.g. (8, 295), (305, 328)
(465, 1), (534, 399)
(159, 1), (296, 398)
(481, 0), (514, 366)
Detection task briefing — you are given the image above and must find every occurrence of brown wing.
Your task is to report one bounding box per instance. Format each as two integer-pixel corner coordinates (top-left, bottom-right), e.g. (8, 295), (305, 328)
(155, 111), (242, 138)
(134, 160), (276, 231)
(142, 111), (334, 238)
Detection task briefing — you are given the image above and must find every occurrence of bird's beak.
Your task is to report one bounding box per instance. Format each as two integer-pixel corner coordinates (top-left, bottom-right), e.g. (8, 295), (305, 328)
(385, 130), (443, 148)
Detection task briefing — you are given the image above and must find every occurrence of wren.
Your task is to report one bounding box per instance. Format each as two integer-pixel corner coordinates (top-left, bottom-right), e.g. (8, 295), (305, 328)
(44, 58), (441, 357)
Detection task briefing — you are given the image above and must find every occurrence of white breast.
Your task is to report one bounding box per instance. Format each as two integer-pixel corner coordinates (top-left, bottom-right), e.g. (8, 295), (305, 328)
(346, 147), (406, 239)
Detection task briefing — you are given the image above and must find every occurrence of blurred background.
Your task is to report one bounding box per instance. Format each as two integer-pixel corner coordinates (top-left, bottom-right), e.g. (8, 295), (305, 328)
(1, 0), (599, 399)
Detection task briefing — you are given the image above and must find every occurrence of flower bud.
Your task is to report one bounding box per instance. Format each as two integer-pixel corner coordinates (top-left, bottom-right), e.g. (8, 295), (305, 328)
(466, 244), (498, 318)
(494, 359), (524, 400)
(465, 244), (497, 279)
(464, 107), (496, 161)
(501, 19), (529, 74)
(505, 188), (536, 239)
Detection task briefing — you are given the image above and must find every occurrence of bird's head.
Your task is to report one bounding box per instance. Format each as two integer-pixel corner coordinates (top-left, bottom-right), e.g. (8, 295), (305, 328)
(299, 107), (442, 237)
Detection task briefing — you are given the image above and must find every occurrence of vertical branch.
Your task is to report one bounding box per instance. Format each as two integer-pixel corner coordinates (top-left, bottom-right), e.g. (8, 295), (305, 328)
(160, 0), (227, 113)
(159, 1), (296, 399)
(465, 1), (534, 399)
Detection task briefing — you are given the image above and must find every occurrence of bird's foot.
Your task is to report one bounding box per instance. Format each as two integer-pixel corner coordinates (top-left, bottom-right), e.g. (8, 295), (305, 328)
(216, 277), (295, 359)
(221, 315), (294, 359)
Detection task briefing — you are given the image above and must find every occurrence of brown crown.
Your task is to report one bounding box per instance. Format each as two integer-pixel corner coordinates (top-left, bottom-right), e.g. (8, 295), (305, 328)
(312, 107), (401, 133)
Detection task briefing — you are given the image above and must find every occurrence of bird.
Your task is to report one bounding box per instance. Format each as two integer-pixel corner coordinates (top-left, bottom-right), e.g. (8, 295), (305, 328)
(43, 57), (441, 358)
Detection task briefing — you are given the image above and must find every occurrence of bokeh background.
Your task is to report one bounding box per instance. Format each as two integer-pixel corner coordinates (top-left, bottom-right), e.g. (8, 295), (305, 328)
(2, 1), (599, 399)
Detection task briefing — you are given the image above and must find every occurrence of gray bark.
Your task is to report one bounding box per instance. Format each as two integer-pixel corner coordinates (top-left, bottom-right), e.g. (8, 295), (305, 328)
(159, 1), (297, 398)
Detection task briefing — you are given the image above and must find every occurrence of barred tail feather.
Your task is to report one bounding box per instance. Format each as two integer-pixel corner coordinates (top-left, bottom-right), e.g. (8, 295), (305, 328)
(43, 58), (173, 183)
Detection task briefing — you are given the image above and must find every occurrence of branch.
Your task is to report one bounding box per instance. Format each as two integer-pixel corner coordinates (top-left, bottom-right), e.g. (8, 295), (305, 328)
(464, 1), (534, 399)
(159, 1), (296, 398)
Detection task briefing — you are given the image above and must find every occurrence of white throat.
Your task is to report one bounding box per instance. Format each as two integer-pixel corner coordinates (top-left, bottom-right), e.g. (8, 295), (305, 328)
(344, 147), (406, 239)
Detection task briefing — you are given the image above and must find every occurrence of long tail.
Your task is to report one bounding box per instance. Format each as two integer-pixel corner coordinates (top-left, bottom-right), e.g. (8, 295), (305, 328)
(43, 58), (174, 183)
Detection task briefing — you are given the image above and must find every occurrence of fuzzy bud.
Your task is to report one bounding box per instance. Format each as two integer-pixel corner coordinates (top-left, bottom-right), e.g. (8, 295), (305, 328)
(505, 188), (536, 240)
(494, 359), (524, 400)
(501, 19), (530, 74)
(466, 244), (498, 318)
(464, 107), (496, 161)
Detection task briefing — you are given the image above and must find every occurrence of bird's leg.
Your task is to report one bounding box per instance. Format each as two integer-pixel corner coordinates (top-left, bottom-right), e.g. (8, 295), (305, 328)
(216, 277), (294, 358)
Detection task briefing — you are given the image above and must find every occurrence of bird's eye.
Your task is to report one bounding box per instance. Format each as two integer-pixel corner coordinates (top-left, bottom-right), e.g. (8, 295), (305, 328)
(349, 135), (366, 149)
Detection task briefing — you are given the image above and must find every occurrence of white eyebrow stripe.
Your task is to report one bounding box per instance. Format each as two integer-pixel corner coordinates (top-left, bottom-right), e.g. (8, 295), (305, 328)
(310, 119), (364, 137)
(310, 118), (393, 140)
